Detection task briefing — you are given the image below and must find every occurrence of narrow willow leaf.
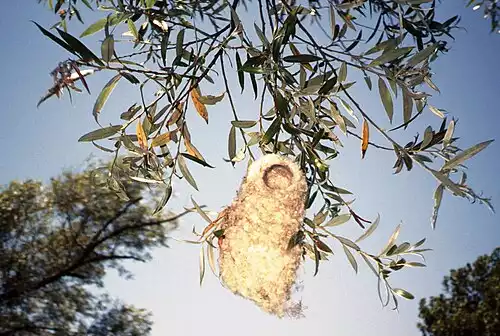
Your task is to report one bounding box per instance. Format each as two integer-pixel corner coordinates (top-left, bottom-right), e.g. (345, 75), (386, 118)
(199, 245), (206, 286)
(93, 74), (122, 122)
(429, 105), (445, 118)
(136, 120), (148, 150)
(191, 87), (208, 123)
(130, 176), (163, 184)
(335, 236), (360, 251)
(78, 125), (121, 142)
(343, 245), (358, 273)
(313, 244), (320, 276)
(261, 117), (281, 144)
(101, 35), (114, 62)
(80, 13), (130, 37)
(127, 19), (138, 40)
(153, 184), (172, 214)
(338, 63), (348, 83)
(442, 140), (494, 171)
(361, 253), (379, 277)
(345, 30), (362, 52)
(235, 52), (244, 92)
(338, 98), (358, 123)
(406, 43), (437, 67)
(228, 126), (236, 164)
(380, 224), (401, 256)
(402, 89), (413, 125)
(57, 28), (103, 65)
(369, 47), (413, 67)
(364, 75), (372, 90)
(151, 132), (172, 147)
(283, 54), (321, 63)
(178, 155), (198, 190)
(181, 153), (215, 168)
(192, 197), (211, 223)
(32, 21), (76, 56)
(393, 288), (414, 300)
(443, 119), (455, 146)
(176, 29), (185, 57)
(231, 120), (257, 128)
(361, 118), (369, 159)
(207, 242), (217, 276)
(198, 92), (225, 105)
(429, 169), (464, 196)
(356, 214), (380, 243)
(378, 78), (393, 123)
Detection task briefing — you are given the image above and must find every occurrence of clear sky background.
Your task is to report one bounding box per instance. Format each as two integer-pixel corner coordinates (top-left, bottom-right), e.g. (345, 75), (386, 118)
(0, 1), (499, 336)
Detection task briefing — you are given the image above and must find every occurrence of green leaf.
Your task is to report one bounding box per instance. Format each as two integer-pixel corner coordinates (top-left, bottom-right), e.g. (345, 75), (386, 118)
(198, 92), (225, 105)
(429, 105), (445, 118)
(231, 120), (257, 128)
(153, 184), (172, 214)
(176, 29), (185, 57)
(130, 176), (164, 184)
(178, 155), (198, 190)
(32, 21), (76, 56)
(364, 76), (372, 90)
(101, 35), (115, 62)
(57, 28), (104, 65)
(261, 117), (281, 144)
(402, 89), (413, 125)
(324, 213), (350, 227)
(181, 153), (215, 168)
(429, 169), (464, 196)
(93, 74), (122, 122)
(254, 23), (269, 46)
(380, 224), (401, 256)
(443, 119), (455, 147)
(338, 62), (347, 82)
(378, 78), (393, 123)
(80, 14), (130, 38)
(145, 0), (156, 8)
(78, 125), (122, 142)
(442, 140), (494, 171)
(355, 214), (380, 243)
(127, 19), (139, 40)
(369, 47), (413, 67)
(393, 288), (414, 300)
(283, 54), (321, 63)
(192, 197), (211, 223)
(361, 253), (379, 277)
(343, 245), (358, 273)
(407, 43), (437, 67)
(199, 245), (206, 286)
(228, 126), (236, 164)
(345, 30), (362, 52)
(235, 52), (244, 92)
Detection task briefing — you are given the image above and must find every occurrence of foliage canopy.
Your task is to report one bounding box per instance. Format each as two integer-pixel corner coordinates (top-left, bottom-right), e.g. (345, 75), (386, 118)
(33, 0), (495, 309)
(417, 247), (500, 336)
(0, 163), (182, 335)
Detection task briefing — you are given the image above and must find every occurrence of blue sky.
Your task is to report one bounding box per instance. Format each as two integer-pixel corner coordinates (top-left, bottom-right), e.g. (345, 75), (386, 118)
(0, 1), (499, 336)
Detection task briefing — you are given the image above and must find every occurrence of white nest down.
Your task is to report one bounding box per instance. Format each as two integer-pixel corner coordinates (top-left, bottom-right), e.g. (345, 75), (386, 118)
(217, 154), (308, 317)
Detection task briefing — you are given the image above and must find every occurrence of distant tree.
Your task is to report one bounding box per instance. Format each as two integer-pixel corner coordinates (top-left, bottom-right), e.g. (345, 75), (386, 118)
(31, 0), (495, 309)
(0, 161), (185, 336)
(417, 247), (500, 336)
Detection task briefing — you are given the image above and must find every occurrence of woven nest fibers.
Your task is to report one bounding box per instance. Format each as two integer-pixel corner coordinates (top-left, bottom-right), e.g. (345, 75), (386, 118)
(218, 154), (307, 317)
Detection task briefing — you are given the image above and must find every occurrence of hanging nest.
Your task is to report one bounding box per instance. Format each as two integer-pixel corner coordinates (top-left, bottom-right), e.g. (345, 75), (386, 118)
(217, 154), (308, 317)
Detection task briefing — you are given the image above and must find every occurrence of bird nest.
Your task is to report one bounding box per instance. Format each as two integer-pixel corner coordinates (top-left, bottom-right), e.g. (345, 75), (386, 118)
(215, 154), (308, 317)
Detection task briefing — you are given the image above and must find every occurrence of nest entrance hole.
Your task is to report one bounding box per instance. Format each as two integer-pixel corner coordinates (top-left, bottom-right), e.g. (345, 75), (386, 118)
(263, 164), (293, 190)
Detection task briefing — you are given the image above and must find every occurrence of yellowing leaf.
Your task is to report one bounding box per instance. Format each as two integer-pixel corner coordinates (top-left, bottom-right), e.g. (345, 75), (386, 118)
(136, 120), (148, 150)
(184, 138), (205, 161)
(191, 87), (208, 123)
(151, 132), (172, 147)
(361, 118), (369, 159)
